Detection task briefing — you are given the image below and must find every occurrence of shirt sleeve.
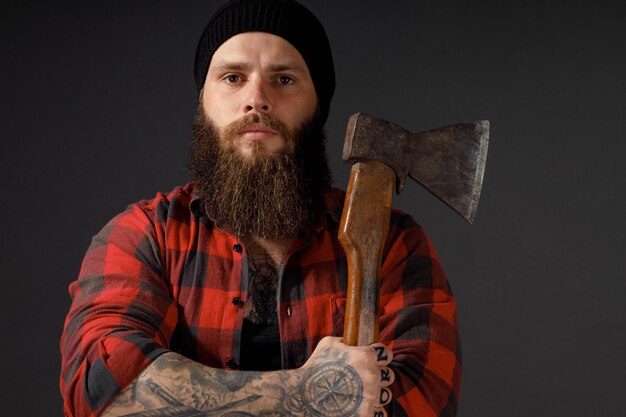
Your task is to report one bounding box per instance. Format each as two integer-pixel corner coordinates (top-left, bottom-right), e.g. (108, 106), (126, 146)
(379, 211), (462, 417)
(60, 202), (178, 417)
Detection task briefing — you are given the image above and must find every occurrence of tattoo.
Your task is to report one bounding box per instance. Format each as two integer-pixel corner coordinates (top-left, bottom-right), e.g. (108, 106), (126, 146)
(104, 354), (364, 417)
(144, 380), (183, 406)
(122, 405), (203, 416)
(380, 368), (392, 383)
(286, 362), (363, 417)
(379, 389), (390, 404)
(374, 346), (388, 362)
(214, 369), (263, 392)
(245, 255), (279, 325)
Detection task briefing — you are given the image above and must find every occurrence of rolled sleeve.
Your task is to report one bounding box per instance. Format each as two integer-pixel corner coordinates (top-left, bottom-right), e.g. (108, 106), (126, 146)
(60, 204), (177, 416)
(379, 212), (462, 417)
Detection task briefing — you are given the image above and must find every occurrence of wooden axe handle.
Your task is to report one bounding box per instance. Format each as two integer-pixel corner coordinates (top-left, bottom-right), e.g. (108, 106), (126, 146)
(339, 160), (395, 346)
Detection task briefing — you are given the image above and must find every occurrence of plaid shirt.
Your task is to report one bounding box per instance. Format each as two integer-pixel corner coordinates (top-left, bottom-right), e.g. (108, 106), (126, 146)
(60, 183), (461, 417)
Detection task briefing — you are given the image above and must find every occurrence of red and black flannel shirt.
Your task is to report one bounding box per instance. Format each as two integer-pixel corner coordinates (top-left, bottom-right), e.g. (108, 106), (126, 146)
(60, 183), (461, 417)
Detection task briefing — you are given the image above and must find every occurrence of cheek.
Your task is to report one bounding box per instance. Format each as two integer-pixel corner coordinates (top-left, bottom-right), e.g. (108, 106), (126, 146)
(202, 103), (229, 129)
(202, 90), (232, 125)
(299, 91), (319, 120)
(285, 95), (318, 124)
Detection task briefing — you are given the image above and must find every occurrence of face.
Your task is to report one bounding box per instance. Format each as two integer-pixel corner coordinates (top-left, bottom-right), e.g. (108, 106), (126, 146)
(202, 32), (318, 157)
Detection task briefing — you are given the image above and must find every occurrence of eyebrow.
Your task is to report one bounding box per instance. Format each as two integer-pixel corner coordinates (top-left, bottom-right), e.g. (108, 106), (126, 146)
(211, 62), (250, 72)
(268, 63), (307, 74)
(210, 61), (307, 74)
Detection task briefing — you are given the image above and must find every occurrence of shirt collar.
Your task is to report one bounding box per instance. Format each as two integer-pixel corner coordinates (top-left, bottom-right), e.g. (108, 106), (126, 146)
(189, 189), (207, 219)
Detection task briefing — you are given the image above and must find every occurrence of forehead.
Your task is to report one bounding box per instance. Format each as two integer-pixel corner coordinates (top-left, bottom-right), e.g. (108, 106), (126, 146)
(209, 32), (309, 72)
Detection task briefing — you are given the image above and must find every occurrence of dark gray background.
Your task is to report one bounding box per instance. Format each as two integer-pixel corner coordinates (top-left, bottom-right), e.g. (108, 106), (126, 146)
(1, 1), (624, 415)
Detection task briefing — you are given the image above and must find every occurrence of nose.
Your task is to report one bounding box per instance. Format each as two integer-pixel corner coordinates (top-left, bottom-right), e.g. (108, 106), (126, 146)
(243, 78), (272, 114)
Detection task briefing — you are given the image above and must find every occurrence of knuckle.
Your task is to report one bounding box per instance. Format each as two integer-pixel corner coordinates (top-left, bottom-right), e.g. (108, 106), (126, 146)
(373, 408), (387, 417)
(370, 343), (393, 364)
(380, 367), (395, 386)
(379, 387), (392, 406)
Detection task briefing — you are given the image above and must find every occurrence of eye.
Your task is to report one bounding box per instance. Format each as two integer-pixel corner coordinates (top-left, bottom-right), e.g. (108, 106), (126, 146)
(224, 74), (241, 84)
(277, 75), (294, 85)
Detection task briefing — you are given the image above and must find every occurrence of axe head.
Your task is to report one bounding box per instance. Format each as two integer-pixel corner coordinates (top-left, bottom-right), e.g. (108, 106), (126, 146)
(343, 113), (490, 223)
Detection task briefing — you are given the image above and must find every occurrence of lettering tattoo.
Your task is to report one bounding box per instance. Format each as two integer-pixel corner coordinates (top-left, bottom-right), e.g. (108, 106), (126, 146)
(380, 368), (392, 384)
(102, 353), (365, 417)
(374, 346), (388, 363)
(379, 388), (390, 404)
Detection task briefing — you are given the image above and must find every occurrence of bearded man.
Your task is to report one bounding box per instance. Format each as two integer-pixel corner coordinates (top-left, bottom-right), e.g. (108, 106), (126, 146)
(60, 1), (461, 416)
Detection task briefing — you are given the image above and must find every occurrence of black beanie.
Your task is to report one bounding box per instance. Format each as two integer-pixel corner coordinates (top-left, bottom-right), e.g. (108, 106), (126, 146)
(194, 0), (335, 123)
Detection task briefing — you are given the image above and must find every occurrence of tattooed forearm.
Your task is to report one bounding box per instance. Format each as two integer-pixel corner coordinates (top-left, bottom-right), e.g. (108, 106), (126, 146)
(102, 352), (366, 417)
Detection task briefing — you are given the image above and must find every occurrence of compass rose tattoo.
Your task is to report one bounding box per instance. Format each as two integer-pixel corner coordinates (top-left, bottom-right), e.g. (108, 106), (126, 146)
(286, 362), (363, 417)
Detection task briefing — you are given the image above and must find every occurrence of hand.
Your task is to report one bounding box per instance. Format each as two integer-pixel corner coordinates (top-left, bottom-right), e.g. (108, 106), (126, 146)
(300, 336), (395, 417)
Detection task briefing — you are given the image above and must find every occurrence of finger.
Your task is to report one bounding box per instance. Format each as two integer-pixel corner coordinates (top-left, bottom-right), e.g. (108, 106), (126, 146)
(370, 343), (393, 365)
(379, 367), (395, 386)
(378, 387), (393, 407)
(321, 336), (342, 346)
(315, 336), (341, 352)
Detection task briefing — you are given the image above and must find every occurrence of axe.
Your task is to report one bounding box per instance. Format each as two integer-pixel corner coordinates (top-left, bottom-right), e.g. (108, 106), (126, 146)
(339, 113), (489, 346)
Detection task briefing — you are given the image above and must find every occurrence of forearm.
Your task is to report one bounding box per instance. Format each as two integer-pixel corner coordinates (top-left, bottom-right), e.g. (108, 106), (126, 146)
(102, 352), (301, 416)
(102, 336), (392, 417)
(102, 349), (366, 417)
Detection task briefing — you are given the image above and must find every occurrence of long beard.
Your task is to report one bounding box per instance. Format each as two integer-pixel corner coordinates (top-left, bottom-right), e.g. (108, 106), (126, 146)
(186, 105), (332, 240)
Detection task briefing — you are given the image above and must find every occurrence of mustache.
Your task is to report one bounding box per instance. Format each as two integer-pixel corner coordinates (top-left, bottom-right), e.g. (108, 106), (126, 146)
(222, 113), (293, 149)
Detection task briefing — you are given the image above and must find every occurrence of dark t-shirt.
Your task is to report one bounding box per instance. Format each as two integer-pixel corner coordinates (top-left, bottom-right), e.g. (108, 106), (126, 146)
(239, 318), (281, 371)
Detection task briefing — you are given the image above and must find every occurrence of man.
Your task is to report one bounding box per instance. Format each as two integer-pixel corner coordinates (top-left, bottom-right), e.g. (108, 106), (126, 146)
(60, 1), (461, 416)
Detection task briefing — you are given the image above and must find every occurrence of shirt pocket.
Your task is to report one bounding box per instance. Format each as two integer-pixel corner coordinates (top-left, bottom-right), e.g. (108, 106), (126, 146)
(330, 296), (346, 336)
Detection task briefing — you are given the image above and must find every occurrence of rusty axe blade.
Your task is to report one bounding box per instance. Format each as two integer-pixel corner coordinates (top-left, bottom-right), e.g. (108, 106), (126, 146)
(343, 113), (490, 223)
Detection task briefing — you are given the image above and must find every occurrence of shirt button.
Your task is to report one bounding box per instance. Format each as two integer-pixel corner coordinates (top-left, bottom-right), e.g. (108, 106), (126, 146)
(232, 296), (241, 306)
(226, 359), (239, 369)
(286, 306), (292, 317)
(233, 243), (242, 253)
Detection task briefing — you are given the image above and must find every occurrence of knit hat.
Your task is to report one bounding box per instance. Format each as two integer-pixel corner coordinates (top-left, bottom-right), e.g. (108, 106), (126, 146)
(194, 0), (335, 123)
